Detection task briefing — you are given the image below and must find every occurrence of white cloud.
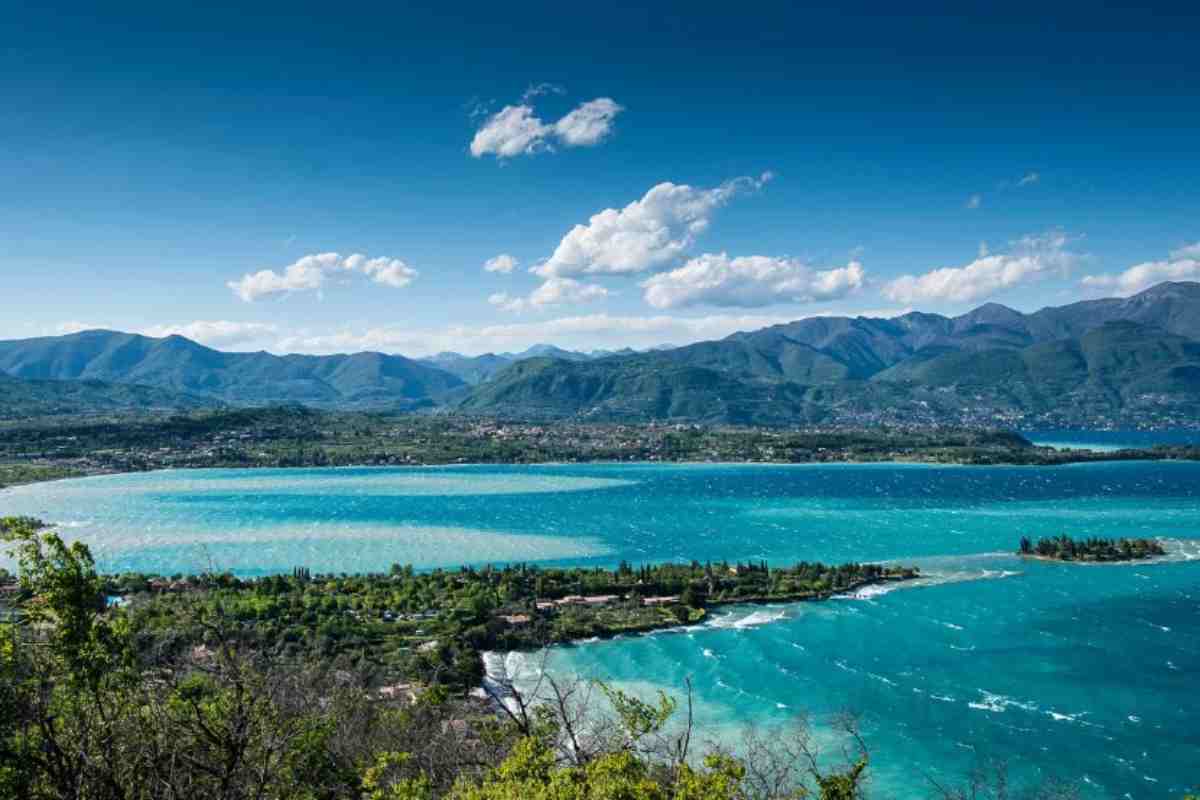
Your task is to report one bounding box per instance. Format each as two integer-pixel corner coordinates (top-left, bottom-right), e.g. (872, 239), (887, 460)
(966, 194), (982, 209)
(274, 313), (802, 357)
(49, 304), (913, 360)
(529, 277), (609, 307)
(469, 105), (553, 158)
(488, 278), (609, 313)
(227, 252), (417, 302)
(53, 320), (281, 351)
(270, 306), (911, 358)
(553, 98), (624, 147)
(882, 231), (1078, 304)
(641, 253), (865, 309)
(488, 292), (527, 313)
(1080, 243), (1200, 296)
(140, 321), (281, 349)
(1018, 171), (1040, 187)
(469, 95), (624, 159)
(484, 253), (519, 274)
(56, 320), (99, 335)
(359, 257), (417, 289)
(536, 173), (773, 278)
(521, 82), (565, 102)
(1170, 241), (1200, 260)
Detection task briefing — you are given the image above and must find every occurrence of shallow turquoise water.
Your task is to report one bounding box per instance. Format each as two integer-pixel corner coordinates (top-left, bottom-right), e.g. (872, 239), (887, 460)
(1024, 428), (1200, 452)
(3, 462), (1199, 797)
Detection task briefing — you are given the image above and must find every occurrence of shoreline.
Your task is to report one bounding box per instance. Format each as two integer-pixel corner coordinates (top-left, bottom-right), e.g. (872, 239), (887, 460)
(500, 573), (919, 655)
(1017, 552), (1174, 567)
(6, 449), (1200, 492)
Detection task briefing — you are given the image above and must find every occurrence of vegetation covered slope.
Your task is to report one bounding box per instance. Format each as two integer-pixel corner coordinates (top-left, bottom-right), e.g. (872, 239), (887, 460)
(461, 283), (1200, 425)
(0, 373), (217, 418)
(4, 282), (1200, 424)
(0, 330), (465, 408)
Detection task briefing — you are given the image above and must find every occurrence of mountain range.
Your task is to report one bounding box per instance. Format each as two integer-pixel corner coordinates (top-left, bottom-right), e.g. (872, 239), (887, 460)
(3, 281), (1199, 425)
(0, 330), (464, 411)
(462, 282), (1200, 425)
(418, 345), (642, 384)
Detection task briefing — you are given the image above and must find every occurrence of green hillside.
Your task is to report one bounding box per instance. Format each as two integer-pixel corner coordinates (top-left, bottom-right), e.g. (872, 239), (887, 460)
(0, 374), (217, 418)
(0, 330), (465, 408)
(460, 283), (1200, 425)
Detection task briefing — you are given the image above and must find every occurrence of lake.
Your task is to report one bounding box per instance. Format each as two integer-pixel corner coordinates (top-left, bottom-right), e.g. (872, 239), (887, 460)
(3, 461), (1199, 797)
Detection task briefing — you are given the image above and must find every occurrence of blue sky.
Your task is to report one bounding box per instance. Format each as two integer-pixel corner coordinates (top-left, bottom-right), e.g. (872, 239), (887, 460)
(2, 0), (1198, 356)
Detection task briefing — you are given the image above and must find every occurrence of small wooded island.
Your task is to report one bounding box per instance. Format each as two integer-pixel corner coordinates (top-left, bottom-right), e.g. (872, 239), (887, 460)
(1018, 534), (1167, 562)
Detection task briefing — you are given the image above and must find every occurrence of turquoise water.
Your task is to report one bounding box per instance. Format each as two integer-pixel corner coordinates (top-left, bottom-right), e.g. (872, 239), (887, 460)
(1025, 429), (1200, 452)
(3, 462), (1199, 797)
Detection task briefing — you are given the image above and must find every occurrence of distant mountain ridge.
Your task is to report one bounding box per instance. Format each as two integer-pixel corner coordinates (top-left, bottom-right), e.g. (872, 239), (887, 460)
(3, 282), (1199, 424)
(0, 330), (465, 409)
(460, 282), (1200, 425)
(419, 344), (650, 384)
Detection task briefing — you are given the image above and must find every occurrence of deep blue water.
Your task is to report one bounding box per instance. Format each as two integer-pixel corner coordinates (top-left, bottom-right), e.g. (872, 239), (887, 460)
(3, 461), (1199, 797)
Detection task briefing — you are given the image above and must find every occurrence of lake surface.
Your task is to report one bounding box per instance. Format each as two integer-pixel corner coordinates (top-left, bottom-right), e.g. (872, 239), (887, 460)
(4, 462), (1199, 798)
(1024, 428), (1200, 452)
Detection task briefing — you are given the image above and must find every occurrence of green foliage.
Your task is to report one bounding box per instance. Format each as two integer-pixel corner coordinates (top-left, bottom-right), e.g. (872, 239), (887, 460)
(596, 682), (677, 747)
(812, 759), (867, 800)
(1019, 534), (1167, 562)
(115, 558), (913, 692)
(1, 516), (131, 687)
(362, 752), (434, 800)
(448, 737), (667, 800)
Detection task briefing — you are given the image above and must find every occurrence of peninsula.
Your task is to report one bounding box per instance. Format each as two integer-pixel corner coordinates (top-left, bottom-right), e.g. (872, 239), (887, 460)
(1, 516), (916, 690)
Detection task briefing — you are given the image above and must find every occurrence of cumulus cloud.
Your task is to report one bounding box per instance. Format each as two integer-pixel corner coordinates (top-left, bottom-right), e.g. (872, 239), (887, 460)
(484, 253), (519, 274)
(348, 255), (415, 289)
(882, 231), (1079, 304)
(488, 292), (527, 313)
(468, 105), (553, 158)
(488, 278), (609, 313)
(535, 174), (773, 279)
(553, 98), (624, 146)
(227, 252), (417, 302)
(529, 277), (609, 307)
(1080, 242), (1200, 296)
(469, 94), (624, 159)
(641, 253), (865, 309)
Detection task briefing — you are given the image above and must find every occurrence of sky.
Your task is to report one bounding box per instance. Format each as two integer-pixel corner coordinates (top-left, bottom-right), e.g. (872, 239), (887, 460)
(2, 0), (1198, 357)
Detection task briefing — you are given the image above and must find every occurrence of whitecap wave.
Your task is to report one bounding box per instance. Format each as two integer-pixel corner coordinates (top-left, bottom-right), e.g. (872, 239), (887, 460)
(967, 690), (1039, 714)
(707, 608), (789, 629)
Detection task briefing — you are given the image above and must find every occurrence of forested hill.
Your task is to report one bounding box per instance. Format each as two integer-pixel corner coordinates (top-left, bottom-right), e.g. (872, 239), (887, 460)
(459, 282), (1200, 426)
(0, 373), (218, 419)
